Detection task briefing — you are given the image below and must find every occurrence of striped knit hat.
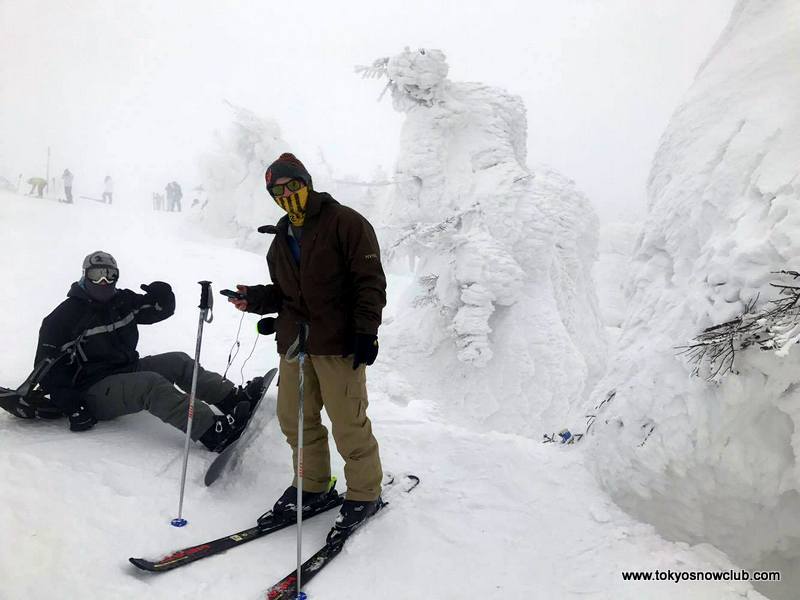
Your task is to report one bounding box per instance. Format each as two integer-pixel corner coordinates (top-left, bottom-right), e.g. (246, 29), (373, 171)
(264, 153), (313, 190)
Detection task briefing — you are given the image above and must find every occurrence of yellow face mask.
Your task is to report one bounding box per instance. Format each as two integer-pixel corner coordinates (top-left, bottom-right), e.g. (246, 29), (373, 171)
(273, 186), (309, 226)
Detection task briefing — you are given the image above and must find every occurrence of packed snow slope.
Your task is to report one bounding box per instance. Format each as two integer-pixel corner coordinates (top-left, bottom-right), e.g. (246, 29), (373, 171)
(0, 191), (766, 599)
(585, 1), (800, 598)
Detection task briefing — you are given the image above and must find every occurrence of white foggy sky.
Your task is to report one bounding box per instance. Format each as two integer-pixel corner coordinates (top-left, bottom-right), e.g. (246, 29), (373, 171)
(0, 0), (734, 221)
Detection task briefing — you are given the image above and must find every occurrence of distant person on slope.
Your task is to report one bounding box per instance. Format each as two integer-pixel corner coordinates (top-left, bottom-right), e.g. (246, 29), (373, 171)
(171, 181), (183, 212)
(165, 181), (182, 212)
(35, 251), (262, 452)
(102, 176), (113, 204)
(228, 153), (387, 541)
(27, 177), (47, 198)
(152, 192), (164, 211)
(62, 169), (74, 203)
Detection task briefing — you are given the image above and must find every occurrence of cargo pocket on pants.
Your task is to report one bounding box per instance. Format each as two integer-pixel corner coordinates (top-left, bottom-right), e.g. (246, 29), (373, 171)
(345, 380), (367, 423)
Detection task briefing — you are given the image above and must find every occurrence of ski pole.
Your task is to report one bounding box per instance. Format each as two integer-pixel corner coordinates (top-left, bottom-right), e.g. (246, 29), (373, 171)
(295, 322), (309, 600)
(171, 281), (214, 527)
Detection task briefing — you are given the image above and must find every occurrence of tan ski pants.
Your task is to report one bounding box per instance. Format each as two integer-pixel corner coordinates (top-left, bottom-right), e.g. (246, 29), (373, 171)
(277, 354), (382, 502)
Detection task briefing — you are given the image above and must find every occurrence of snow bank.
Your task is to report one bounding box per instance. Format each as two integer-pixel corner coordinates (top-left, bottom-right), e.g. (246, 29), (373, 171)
(361, 48), (606, 435)
(585, 2), (800, 597)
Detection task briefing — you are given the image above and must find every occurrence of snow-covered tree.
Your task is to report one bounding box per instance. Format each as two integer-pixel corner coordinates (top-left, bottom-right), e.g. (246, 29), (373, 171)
(360, 48), (606, 435)
(196, 102), (287, 249)
(585, 1), (800, 595)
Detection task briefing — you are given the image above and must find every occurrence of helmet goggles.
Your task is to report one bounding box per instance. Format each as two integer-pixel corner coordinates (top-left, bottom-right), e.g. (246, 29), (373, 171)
(85, 266), (119, 285)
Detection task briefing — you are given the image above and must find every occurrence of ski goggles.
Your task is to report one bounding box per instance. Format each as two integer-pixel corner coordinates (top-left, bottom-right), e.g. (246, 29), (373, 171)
(85, 266), (119, 284)
(268, 179), (304, 198)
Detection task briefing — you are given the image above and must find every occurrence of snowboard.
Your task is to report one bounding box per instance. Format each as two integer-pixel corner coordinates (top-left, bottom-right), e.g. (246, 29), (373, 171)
(204, 367), (278, 486)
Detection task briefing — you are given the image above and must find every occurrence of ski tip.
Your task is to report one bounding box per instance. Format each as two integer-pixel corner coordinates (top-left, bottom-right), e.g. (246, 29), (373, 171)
(129, 557), (155, 571)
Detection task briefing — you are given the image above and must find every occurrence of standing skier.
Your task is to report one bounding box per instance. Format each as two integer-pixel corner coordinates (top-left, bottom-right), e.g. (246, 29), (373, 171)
(102, 175), (113, 203)
(172, 181), (183, 212)
(229, 153), (387, 540)
(35, 250), (262, 451)
(62, 169), (74, 203)
(164, 182), (173, 211)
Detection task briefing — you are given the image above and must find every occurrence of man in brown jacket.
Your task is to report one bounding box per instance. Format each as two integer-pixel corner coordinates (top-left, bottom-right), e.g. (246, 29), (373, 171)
(229, 153), (387, 540)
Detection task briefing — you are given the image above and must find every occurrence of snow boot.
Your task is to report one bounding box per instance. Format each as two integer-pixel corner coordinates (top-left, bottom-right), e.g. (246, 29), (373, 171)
(258, 479), (339, 525)
(216, 375), (265, 414)
(326, 497), (384, 543)
(199, 400), (251, 452)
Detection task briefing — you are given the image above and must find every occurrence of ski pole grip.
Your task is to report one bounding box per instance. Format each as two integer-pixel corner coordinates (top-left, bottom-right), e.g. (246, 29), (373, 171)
(297, 322), (309, 353)
(198, 281), (213, 310)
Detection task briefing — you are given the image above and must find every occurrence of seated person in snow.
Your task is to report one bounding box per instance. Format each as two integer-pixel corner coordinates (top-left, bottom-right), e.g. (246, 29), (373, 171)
(34, 250), (260, 452)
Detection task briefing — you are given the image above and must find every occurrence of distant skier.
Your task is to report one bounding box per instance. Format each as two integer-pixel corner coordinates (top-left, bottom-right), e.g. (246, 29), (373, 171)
(164, 183), (173, 211)
(26, 177), (47, 198)
(62, 169), (74, 203)
(152, 192), (164, 211)
(165, 182), (182, 212)
(228, 153), (387, 540)
(102, 176), (113, 204)
(171, 181), (183, 212)
(35, 250), (262, 451)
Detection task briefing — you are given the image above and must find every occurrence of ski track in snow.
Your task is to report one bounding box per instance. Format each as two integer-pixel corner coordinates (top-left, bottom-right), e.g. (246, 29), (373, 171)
(0, 191), (763, 599)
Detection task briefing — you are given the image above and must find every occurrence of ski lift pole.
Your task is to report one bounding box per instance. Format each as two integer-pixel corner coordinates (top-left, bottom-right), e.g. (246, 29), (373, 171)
(295, 321), (310, 600)
(172, 281), (214, 527)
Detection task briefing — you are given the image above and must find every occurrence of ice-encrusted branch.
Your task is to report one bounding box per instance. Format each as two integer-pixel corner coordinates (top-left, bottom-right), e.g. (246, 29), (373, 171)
(354, 57), (389, 80)
(678, 270), (800, 380)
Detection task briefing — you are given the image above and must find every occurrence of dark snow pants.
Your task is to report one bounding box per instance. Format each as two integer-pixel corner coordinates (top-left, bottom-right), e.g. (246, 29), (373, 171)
(277, 355), (382, 502)
(82, 351), (234, 440)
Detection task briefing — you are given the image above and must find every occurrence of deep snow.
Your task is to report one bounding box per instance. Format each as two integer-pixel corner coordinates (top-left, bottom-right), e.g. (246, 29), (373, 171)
(0, 190), (768, 599)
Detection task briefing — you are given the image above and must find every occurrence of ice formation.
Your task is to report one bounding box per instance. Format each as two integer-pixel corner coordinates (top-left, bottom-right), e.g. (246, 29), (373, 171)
(362, 48), (606, 434)
(585, 2), (800, 597)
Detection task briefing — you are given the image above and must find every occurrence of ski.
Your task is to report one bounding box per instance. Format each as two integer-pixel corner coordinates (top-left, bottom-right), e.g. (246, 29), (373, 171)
(128, 493), (343, 573)
(263, 474), (420, 600)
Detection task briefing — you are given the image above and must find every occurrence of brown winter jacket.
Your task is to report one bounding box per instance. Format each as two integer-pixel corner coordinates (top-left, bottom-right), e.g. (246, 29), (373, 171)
(246, 190), (386, 356)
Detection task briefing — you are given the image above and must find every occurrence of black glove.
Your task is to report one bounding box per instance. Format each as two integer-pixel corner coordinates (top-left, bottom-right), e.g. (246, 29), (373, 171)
(140, 281), (172, 298)
(140, 281), (176, 313)
(350, 334), (379, 370)
(257, 317), (276, 336)
(68, 406), (97, 432)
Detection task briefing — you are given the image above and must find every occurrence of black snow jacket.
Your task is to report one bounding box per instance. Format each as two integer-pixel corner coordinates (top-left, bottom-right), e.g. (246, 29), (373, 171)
(34, 281), (175, 413)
